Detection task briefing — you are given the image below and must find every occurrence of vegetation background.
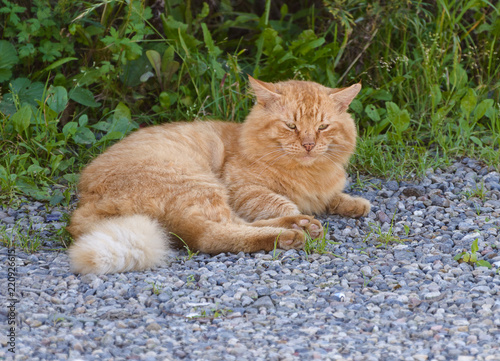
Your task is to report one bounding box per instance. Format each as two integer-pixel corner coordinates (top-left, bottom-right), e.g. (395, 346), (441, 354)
(1, 0), (499, 209)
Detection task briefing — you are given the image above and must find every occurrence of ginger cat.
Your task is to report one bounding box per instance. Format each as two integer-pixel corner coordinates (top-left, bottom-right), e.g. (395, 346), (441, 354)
(67, 76), (370, 274)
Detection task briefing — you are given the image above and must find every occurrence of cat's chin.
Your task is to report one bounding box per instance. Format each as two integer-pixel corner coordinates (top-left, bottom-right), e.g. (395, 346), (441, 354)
(294, 154), (319, 166)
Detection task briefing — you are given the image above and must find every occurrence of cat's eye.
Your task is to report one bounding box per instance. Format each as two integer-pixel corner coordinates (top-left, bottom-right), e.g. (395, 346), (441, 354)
(286, 123), (297, 130)
(318, 124), (329, 130)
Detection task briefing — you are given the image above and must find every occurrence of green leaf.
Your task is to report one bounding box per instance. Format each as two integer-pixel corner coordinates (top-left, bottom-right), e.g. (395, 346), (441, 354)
(476, 260), (492, 269)
(463, 253), (470, 262)
(50, 154), (64, 173)
(48, 86), (68, 113)
(159, 92), (171, 108)
(69, 87), (101, 107)
(161, 47), (175, 73)
(0, 40), (19, 82)
(460, 88), (477, 117)
(15, 178), (51, 201)
(450, 65), (468, 89)
(50, 190), (65, 206)
(73, 127), (96, 145)
(8, 78), (45, 108)
(62, 122), (78, 138)
(78, 114), (88, 127)
(99, 131), (125, 143)
(63, 173), (79, 184)
(146, 50), (162, 79)
(11, 104), (32, 134)
(371, 90), (392, 101)
(454, 252), (466, 261)
(430, 84), (442, 108)
(471, 238), (479, 253)
(470, 136), (483, 147)
(350, 99), (363, 114)
(470, 253), (478, 263)
(113, 102), (131, 122)
(41, 57), (78, 72)
(474, 99), (494, 121)
(201, 23), (222, 57)
(26, 164), (46, 176)
(91, 121), (111, 132)
(386, 102), (410, 133)
(365, 104), (380, 121)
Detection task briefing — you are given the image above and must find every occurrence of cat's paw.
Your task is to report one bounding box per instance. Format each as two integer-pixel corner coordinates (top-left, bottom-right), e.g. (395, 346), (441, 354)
(346, 197), (371, 218)
(277, 229), (306, 250)
(289, 216), (323, 239)
(329, 194), (371, 218)
(275, 215), (324, 239)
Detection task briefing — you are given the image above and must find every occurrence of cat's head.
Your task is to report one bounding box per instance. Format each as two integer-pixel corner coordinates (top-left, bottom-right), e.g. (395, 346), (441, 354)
(241, 76), (360, 168)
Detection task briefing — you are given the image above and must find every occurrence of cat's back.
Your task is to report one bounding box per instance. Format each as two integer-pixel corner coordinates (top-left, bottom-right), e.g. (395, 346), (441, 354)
(79, 120), (241, 192)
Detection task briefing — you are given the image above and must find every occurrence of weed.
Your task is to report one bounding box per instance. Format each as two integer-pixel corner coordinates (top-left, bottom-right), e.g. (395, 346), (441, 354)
(147, 281), (163, 295)
(187, 303), (233, 319)
(170, 232), (199, 260)
(362, 271), (376, 288)
(403, 224), (410, 237)
(364, 221), (406, 248)
(186, 274), (197, 288)
(454, 238), (492, 269)
(304, 223), (344, 258)
(0, 220), (43, 253)
(272, 232), (281, 260)
(462, 182), (488, 200)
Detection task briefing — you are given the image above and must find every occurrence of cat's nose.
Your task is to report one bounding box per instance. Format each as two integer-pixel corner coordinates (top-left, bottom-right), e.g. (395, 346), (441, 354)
(302, 142), (316, 152)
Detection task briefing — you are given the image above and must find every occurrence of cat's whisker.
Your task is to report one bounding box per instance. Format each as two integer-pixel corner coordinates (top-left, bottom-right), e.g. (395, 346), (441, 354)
(320, 154), (347, 174)
(256, 152), (290, 177)
(247, 149), (286, 168)
(327, 144), (355, 151)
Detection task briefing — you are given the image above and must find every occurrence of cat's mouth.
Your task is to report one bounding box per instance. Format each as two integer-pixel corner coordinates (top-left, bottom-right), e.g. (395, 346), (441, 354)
(295, 152), (318, 164)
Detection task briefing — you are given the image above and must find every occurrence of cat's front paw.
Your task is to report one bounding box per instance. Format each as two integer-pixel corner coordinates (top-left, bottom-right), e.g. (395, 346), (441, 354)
(329, 194), (371, 218)
(277, 229), (306, 250)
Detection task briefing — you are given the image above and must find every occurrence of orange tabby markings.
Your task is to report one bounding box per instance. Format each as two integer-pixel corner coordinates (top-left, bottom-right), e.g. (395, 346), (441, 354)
(67, 76), (370, 274)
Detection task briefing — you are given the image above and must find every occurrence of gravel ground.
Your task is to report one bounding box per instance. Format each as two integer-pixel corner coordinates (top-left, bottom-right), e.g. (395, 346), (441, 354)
(1, 157), (500, 361)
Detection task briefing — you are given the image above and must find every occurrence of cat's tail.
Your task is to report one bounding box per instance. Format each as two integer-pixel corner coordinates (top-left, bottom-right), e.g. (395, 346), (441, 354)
(68, 215), (172, 274)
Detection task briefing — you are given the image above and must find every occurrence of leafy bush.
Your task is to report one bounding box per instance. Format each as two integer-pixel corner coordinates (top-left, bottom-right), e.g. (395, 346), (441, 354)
(0, 0), (499, 204)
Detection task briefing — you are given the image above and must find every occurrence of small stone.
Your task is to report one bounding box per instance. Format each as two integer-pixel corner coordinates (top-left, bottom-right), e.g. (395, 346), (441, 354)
(403, 186), (425, 197)
(376, 211), (391, 224)
(457, 356), (475, 361)
(146, 322), (161, 332)
(424, 291), (441, 300)
(250, 296), (274, 309)
(386, 180), (399, 191)
(413, 355), (428, 361)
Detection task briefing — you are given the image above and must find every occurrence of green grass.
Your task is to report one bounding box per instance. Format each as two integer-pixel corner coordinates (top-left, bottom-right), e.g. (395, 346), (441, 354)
(304, 222), (344, 258)
(462, 181), (488, 200)
(0, 221), (43, 253)
(363, 221), (408, 248)
(170, 232), (199, 260)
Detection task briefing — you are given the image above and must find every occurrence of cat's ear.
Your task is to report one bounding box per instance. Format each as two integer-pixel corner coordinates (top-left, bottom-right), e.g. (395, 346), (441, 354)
(329, 83), (361, 113)
(248, 75), (281, 106)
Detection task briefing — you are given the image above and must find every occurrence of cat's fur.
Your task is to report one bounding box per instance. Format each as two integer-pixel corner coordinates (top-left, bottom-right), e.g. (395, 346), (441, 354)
(67, 77), (370, 274)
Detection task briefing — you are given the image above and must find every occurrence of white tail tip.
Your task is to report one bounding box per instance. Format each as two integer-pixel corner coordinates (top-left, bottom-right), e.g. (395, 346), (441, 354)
(68, 215), (171, 274)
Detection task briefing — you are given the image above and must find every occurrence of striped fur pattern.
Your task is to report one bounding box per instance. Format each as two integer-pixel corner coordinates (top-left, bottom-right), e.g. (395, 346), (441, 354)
(67, 77), (370, 274)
